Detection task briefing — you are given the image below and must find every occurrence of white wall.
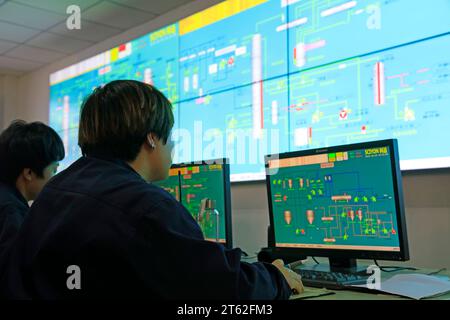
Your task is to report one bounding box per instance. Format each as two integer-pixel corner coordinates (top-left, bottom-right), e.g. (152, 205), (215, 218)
(0, 75), (20, 129)
(6, 0), (450, 269)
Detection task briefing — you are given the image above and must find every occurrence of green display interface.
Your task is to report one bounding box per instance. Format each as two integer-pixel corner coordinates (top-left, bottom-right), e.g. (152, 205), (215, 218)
(267, 146), (401, 252)
(154, 164), (227, 243)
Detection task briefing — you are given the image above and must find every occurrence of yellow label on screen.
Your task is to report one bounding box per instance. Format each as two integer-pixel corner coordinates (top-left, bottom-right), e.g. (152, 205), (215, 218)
(179, 0), (267, 35)
(150, 24), (177, 43)
(110, 47), (119, 62)
(365, 147), (388, 156)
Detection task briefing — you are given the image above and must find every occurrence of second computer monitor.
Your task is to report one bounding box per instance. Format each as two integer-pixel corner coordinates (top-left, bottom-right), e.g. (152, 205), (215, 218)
(265, 139), (409, 267)
(154, 158), (232, 248)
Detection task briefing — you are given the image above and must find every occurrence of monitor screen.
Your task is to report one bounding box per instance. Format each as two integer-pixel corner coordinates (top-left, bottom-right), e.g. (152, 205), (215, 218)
(266, 139), (408, 259)
(49, 0), (450, 180)
(154, 159), (232, 247)
(154, 171), (181, 202)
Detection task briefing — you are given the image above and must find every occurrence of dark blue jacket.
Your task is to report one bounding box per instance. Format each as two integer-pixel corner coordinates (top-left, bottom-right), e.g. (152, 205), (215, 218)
(0, 182), (29, 256)
(0, 156), (290, 299)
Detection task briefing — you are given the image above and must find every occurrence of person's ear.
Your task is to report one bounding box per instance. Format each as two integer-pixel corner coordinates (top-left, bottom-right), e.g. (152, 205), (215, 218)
(146, 133), (156, 149)
(22, 168), (33, 182)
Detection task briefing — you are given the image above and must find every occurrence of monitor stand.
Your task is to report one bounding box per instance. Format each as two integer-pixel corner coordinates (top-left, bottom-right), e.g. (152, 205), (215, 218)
(296, 257), (368, 275)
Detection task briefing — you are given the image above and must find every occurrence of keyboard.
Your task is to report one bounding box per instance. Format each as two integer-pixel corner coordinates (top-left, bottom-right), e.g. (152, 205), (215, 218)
(295, 269), (369, 290)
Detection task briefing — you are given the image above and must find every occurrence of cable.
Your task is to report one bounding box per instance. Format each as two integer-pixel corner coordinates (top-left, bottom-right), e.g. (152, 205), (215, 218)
(374, 260), (418, 273)
(239, 250), (258, 260)
(241, 250), (249, 257)
(427, 268), (446, 276)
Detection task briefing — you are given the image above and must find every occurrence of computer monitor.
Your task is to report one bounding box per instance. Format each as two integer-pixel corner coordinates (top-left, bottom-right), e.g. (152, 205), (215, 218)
(265, 139), (409, 273)
(154, 158), (233, 248)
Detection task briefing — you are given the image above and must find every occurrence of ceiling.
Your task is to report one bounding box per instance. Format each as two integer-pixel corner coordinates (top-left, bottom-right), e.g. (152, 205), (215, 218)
(0, 0), (194, 75)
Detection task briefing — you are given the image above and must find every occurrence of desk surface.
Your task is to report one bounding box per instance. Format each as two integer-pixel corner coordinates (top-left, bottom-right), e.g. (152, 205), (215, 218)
(241, 257), (450, 300)
(296, 267), (450, 300)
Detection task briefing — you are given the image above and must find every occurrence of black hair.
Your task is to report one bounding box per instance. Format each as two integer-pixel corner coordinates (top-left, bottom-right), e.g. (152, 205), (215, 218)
(0, 120), (65, 185)
(78, 80), (174, 162)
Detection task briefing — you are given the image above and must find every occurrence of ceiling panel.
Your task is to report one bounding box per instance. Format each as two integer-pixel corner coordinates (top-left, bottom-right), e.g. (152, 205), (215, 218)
(0, 2), (66, 30)
(82, 1), (156, 29)
(27, 32), (94, 54)
(0, 39), (18, 54)
(0, 21), (41, 43)
(12, 0), (102, 15)
(5, 44), (67, 63)
(48, 20), (123, 42)
(0, 55), (43, 73)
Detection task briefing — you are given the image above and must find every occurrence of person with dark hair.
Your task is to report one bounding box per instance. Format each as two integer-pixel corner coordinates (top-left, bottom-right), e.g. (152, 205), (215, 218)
(1, 80), (303, 299)
(0, 120), (65, 253)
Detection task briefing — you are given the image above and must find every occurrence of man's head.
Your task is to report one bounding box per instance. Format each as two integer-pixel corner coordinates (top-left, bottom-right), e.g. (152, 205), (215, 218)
(78, 80), (175, 182)
(0, 120), (65, 201)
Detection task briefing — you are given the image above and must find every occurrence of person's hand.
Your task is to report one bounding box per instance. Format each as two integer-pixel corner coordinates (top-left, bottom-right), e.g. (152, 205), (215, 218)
(272, 259), (304, 295)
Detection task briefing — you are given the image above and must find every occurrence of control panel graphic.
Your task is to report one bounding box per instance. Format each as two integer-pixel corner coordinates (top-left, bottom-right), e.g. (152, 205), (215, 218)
(49, 0), (450, 178)
(154, 164), (227, 243)
(268, 147), (401, 251)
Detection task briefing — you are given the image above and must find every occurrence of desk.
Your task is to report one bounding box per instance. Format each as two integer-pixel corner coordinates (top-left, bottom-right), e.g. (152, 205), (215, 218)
(242, 256), (450, 300)
(297, 267), (450, 300)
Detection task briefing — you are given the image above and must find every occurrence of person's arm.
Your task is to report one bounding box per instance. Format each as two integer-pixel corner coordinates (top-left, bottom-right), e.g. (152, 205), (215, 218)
(127, 198), (293, 300)
(237, 260), (293, 299)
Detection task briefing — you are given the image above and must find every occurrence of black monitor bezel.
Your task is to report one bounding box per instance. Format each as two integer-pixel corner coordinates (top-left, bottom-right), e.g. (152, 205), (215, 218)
(265, 139), (409, 261)
(168, 158), (233, 249)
